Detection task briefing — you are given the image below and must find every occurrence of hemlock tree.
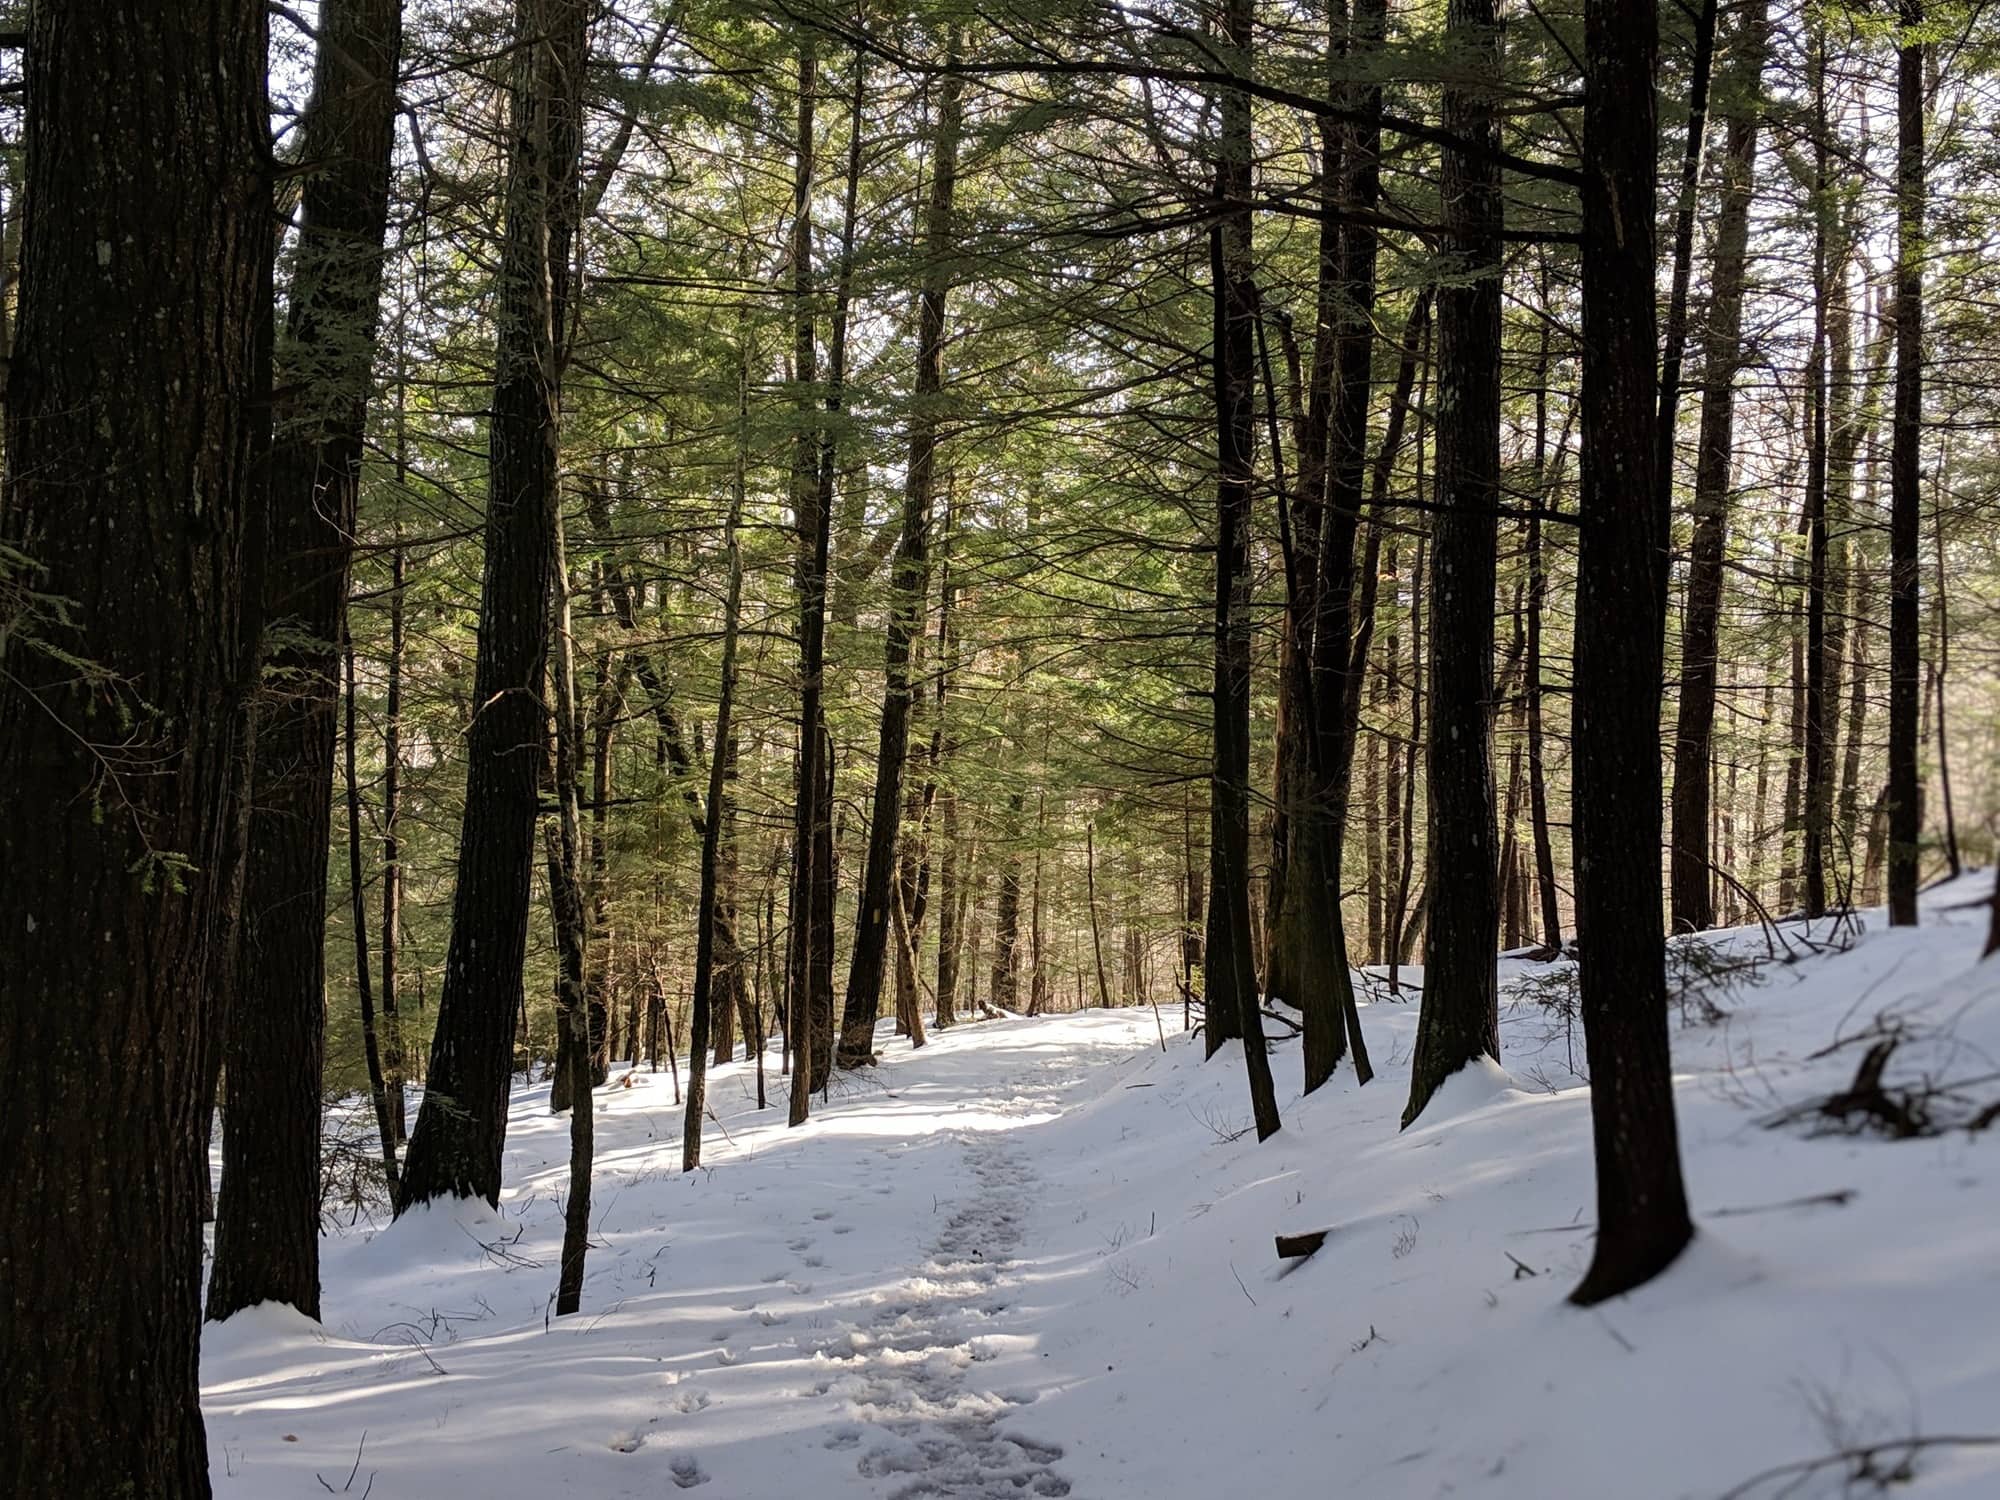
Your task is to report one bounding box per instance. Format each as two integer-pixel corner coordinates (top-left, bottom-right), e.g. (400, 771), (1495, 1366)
(0, 0), (272, 1490)
(838, 48), (964, 1072)
(1570, 0), (1696, 1305)
(1405, 0), (1502, 1129)
(1206, 0), (1282, 1142)
(210, 0), (406, 1325)
(398, 0), (590, 1212)
(1886, 0), (1925, 928)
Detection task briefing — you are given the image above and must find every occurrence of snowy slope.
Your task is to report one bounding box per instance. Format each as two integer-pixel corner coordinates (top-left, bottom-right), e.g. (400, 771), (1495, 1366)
(203, 880), (2000, 1499)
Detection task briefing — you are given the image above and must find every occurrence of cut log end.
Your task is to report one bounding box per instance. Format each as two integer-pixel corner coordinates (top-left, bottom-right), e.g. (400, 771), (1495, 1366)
(1275, 1229), (1331, 1260)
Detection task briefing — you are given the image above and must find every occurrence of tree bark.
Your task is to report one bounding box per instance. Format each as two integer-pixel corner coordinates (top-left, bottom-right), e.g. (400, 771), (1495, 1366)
(210, 0), (404, 1322)
(546, 514), (593, 1316)
(1571, 0), (1696, 1305)
(1801, 31), (1833, 919)
(1406, 0), (1502, 1128)
(0, 0), (270, 1489)
(382, 536), (409, 1139)
(1206, 0), (1281, 1141)
(1886, 0), (1924, 927)
(399, 0), (588, 1210)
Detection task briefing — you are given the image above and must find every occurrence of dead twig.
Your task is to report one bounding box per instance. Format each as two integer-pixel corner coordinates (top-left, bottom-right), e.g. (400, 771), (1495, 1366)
(1717, 1433), (2000, 1499)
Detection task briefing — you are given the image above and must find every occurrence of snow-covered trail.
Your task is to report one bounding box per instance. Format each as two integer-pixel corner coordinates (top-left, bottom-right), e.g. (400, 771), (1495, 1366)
(204, 881), (2000, 1499)
(202, 1013), (1146, 1500)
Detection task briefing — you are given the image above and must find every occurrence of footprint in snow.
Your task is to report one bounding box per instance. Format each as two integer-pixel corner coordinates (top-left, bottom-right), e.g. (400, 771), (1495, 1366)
(812, 1209), (835, 1221)
(668, 1455), (710, 1489)
(674, 1388), (711, 1414)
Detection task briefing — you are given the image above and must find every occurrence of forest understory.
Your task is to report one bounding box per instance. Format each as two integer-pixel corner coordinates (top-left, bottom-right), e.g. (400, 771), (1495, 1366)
(203, 878), (2000, 1500)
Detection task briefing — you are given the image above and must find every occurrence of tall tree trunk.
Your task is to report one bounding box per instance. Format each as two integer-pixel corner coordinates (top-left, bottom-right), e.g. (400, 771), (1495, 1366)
(1669, 0), (1767, 932)
(788, 43), (862, 1121)
(1387, 534), (1427, 995)
(344, 620), (401, 1199)
(685, 364), (748, 1172)
(786, 38), (829, 1125)
(210, 0), (404, 1322)
(1525, 268), (1565, 954)
(991, 794), (1026, 1009)
(1206, 0), (1281, 1141)
(1088, 820), (1115, 1009)
(0, 0), (270, 1488)
(1292, 0), (1386, 1092)
(1571, 0), (1695, 1305)
(547, 512), (593, 1316)
(1801, 33), (1833, 919)
(840, 48), (963, 1067)
(382, 536), (409, 1138)
(1406, 0), (1502, 1128)
(399, 0), (588, 1210)
(1886, 0), (1925, 927)
(1263, 5), (1346, 1010)
(936, 796), (964, 1027)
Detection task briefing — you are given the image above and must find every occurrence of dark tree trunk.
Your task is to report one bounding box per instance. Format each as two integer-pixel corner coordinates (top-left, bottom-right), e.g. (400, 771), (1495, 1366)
(1387, 534), (1427, 996)
(1886, 0), (1924, 927)
(382, 537), (409, 1139)
(1206, 0), (1281, 1141)
(685, 366), (748, 1172)
(936, 797), (964, 1027)
(788, 43), (861, 1120)
(991, 795), (1026, 1010)
(1802, 34), (1833, 919)
(345, 623), (401, 1198)
(1668, 0), (1767, 933)
(0, 0), (270, 1489)
(210, 0), (404, 1323)
(546, 518), (593, 1316)
(399, 0), (587, 1210)
(1088, 821), (1115, 1010)
(1290, 0), (1385, 1093)
(840, 51), (962, 1067)
(1570, 0), (1696, 1306)
(1262, 5), (1346, 1012)
(1525, 269), (1565, 954)
(1405, 0), (1502, 1128)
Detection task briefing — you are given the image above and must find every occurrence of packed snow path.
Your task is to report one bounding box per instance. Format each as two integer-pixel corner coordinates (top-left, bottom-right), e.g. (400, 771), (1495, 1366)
(833, 1130), (1069, 1498)
(204, 882), (2000, 1499)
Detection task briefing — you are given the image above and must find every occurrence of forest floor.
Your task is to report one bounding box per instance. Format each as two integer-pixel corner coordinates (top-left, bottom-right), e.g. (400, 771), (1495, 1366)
(203, 877), (2000, 1499)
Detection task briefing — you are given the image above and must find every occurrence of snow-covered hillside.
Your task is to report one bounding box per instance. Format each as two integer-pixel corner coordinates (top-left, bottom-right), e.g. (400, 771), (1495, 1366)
(203, 881), (2000, 1499)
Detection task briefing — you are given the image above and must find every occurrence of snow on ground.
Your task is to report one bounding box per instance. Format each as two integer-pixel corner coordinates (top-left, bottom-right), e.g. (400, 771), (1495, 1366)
(204, 878), (2000, 1499)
